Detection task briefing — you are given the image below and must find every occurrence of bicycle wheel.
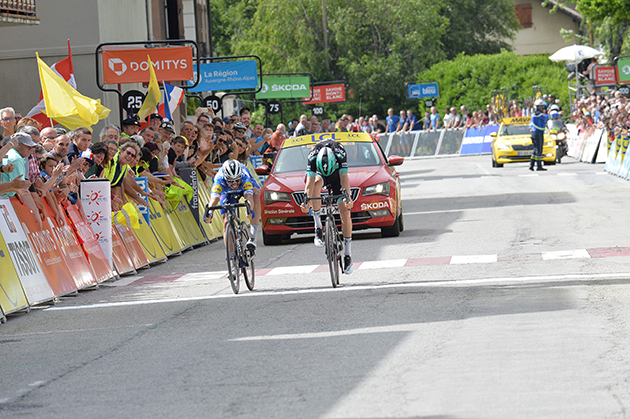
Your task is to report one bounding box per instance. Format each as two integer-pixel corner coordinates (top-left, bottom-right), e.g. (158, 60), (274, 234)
(240, 221), (255, 291)
(225, 221), (240, 294)
(325, 216), (340, 287)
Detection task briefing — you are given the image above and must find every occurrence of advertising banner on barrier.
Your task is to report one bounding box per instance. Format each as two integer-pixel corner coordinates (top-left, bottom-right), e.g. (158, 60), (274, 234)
(135, 177), (150, 225)
(11, 198), (77, 297)
(0, 221), (29, 315)
(81, 179), (113, 268)
(188, 60), (258, 92)
(114, 223), (150, 270)
(45, 210), (98, 290)
(303, 83), (346, 104)
(460, 125), (498, 155)
(130, 202), (167, 264)
(63, 202), (115, 283)
(148, 198), (186, 255)
(178, 168), (200, 226)
(111, 226), (136, 275)
(0, 198), (52, 305)
(173, 200), (206, 247)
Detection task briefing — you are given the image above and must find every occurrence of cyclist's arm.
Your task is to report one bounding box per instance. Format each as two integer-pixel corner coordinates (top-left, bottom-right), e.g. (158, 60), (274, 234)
(340, 172), (353, 210)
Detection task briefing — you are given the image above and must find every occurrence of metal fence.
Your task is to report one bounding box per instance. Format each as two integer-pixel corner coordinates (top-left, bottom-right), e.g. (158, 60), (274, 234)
(377, 128), (467, 158)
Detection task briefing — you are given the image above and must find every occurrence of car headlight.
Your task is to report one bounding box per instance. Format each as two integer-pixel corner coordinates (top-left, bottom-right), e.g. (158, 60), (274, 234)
(362, 182), (390, 196)
(496, 143), (511, 151)
(545, 141), (555, 147)
(264, 191), (291, 205)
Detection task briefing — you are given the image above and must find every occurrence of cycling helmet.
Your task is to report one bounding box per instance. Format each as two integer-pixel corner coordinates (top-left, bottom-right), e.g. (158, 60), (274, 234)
(316, 147), (338, 177)
(233, 122), (247, 131)
(222, 159), (242, 181)
(549, 104), (560, 112)
(534, 99), (545, 107)
(550, 111), (559, 119)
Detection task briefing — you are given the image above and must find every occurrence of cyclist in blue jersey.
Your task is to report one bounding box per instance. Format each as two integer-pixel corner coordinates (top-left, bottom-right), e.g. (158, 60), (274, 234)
(204, 159), (258, 251)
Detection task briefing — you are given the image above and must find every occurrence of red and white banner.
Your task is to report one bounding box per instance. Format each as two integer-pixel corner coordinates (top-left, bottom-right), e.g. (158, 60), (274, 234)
(594, 66), (616, 86)
(26, 40), (75, 129)
(80, 179), (113, 268)
(303, 83), (346, 104)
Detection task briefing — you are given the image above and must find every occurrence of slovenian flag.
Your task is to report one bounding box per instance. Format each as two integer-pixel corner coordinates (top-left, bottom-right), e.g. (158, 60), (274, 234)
(158, 82), (184, 122)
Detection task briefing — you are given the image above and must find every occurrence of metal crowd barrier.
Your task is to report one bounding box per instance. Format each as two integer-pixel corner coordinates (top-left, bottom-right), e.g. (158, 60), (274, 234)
(377, 128), (466, 158)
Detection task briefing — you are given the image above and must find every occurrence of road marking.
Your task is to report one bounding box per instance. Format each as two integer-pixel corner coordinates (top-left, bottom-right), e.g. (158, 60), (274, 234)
(44, 272), (630, 312)
(557, 172), (578, 176)
(450, 254), (497, 264)
(266, 265), (320, 276)
(542, 249), (591, 260)
(358, 259), (407, 270)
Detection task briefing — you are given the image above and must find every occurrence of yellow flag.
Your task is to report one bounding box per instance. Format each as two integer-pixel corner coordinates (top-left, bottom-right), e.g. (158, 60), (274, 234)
(138, 55), (161, 121)
(36, 53), (110, 130)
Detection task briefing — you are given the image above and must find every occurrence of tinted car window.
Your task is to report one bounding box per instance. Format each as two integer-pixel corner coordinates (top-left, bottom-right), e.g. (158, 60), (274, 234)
(499, 124), (531, 136)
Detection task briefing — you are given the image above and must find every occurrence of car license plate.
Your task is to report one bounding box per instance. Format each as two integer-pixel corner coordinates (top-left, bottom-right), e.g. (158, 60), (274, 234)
(517, 151), (532, 156)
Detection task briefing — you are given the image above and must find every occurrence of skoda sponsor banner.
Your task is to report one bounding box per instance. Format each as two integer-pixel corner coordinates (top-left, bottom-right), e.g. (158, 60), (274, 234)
(407, 82), (439, 99)
(189, 60), (258, 92)
(303, 83), (346, 104)
(256, 76), (310, 100)
(102, 46), (194, 85)
(460, 125), (499, 155)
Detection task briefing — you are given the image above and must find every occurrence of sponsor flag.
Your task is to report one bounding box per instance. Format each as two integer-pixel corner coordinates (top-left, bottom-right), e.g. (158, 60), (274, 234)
(36, 53), (110, 130)
(138, 55), (161, 121)
(26, 40), (75, 128)
(158, 82), (184, 121)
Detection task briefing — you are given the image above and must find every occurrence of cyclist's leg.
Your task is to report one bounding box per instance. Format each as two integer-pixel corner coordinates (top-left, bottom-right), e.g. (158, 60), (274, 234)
(333, 175), (354, 274)
(305, 174), (324, 247)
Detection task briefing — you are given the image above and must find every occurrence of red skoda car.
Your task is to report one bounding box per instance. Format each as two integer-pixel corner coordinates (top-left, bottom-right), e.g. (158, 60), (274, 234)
(255, 132), (404, 245)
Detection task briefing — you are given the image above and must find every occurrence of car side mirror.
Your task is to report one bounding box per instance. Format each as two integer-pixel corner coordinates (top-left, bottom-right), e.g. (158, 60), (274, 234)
(490, 132), (497, 137)
(255, 165), (270, 175)
(387, 155), (404, 166)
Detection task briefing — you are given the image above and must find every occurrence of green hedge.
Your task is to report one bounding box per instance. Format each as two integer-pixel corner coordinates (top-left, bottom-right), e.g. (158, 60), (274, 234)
(415, 51), (570, 113)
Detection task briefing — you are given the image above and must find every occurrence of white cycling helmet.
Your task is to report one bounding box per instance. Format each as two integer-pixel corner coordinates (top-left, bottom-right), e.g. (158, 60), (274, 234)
(222, 159), (242, 181)
(550, 111), (559, 118)
(534, 99), (545, 107)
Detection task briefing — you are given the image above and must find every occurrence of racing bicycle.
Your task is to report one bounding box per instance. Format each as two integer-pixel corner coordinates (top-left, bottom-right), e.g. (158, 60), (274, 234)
(306, 189), (349, 288)
(205, 200), (255, 294)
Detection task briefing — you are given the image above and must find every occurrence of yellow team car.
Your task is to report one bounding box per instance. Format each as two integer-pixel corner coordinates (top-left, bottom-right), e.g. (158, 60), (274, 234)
(490, 117), (556, 167)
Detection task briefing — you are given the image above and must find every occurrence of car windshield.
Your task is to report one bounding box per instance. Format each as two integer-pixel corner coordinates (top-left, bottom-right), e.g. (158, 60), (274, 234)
(273, 142), (383, 174)
(500, 124), (531, 136)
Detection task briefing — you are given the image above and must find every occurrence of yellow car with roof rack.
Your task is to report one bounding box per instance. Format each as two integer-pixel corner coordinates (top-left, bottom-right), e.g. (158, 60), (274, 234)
(490, 116), (556, 167)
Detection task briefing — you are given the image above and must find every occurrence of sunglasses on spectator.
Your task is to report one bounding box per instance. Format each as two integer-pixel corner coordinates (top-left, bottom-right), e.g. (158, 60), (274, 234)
(1, 117), (15, 122)
(125, 150), (137, 158)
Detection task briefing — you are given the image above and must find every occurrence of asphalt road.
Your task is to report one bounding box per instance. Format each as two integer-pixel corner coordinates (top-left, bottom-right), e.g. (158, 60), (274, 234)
(3, 155), (630, 418)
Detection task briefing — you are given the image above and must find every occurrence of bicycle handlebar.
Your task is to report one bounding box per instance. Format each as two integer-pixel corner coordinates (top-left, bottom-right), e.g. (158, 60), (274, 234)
(207, 202), (249, 211)
(304, 189), (349, 205)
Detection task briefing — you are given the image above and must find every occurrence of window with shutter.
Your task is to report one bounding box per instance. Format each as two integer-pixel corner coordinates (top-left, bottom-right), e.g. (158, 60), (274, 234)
(515, 4), (533, 28)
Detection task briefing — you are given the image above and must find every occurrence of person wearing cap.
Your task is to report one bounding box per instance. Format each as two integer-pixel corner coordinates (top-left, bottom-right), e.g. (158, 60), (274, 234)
(121, 116), (141, 138)
(529, 99), (549, 171)
(148, 113), (162, 132)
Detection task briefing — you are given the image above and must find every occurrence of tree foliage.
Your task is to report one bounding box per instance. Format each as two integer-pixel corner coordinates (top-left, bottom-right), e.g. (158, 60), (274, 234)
(209, 0), (521, 119)
(415, 51), (570, 113)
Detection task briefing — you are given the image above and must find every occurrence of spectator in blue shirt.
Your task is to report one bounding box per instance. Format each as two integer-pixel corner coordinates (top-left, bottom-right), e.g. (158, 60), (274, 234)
(402, 110), (420, 133)
(386, 108), (400, 133)
(430, 106), (441, 130)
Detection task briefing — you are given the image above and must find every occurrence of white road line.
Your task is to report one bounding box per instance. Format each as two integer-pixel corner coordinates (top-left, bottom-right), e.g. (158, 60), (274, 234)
(266, 265), (319, 276)
(358, 259), (407, 270)
(596, 172), (608, 175)
(542, 249), (591, 260)
(519, 174), (539, 177)
(450, 254), (497, 264)
(178, 271), (227, 282)
(403, 209), (465, 216)
(230, 323), (421, 341)
(557, 172), (578, 176)
(475, 163), (491, 175)
(44, 272), (630, 312)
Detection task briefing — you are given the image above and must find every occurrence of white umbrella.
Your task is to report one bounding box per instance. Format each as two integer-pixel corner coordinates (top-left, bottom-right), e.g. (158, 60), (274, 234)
(549, 44), (603, 62)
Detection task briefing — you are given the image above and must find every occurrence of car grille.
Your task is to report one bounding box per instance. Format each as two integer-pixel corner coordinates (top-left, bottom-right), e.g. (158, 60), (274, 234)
(292, 187), (361, 206)
(284, 211), (373, 229)
(511, 144), (534, 151)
